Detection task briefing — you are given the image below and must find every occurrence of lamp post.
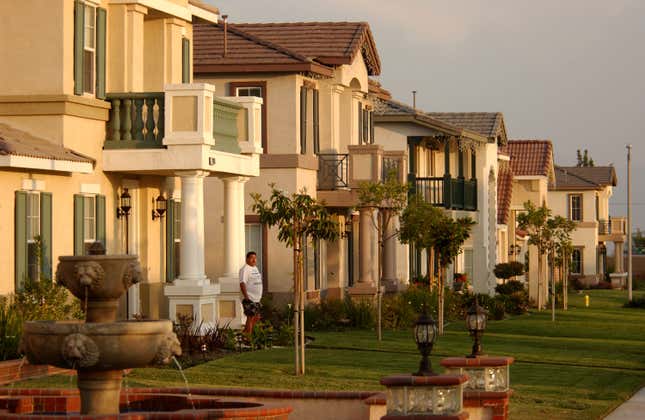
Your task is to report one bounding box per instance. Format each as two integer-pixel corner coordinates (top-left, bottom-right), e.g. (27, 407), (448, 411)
(413, 309), (438, 376)
(466, 297), (488, 358)
(116, 188), (132, 318)
(627, 145), (633, 302)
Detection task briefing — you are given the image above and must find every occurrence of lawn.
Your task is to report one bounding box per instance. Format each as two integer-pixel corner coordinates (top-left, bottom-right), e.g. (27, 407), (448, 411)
(14, 290), (645, 419)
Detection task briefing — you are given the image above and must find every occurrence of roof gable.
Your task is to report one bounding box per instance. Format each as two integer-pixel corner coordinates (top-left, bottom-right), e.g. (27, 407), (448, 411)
(552, 165), (617, 190)
(502, 140), (554, 178)
(426, 112), (508, 144)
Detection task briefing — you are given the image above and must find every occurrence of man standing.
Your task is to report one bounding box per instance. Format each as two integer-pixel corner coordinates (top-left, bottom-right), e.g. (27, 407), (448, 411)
(239, 251), (263, 334)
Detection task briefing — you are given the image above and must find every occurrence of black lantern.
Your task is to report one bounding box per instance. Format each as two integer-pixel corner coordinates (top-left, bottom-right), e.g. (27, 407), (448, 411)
(508, 244), (521, 256)
(117, 188), (132, 219)
(413, 310), (438, 376)
(152, 194), (167, 220)
(466, 297), (488, 358)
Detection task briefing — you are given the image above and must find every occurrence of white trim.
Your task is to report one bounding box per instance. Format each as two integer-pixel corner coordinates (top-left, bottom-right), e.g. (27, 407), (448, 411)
(109, 0), (191, 21)
(0, 155), (93, 173)
(497, 154), (510, 162)
(188, 3), (219, 23)
(514, 175), (548, 181)
(80, 183), (101, 194)
(21, 179), (46, 191)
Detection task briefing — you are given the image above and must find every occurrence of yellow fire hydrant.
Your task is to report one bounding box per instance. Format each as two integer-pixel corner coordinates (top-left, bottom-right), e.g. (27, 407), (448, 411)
(585, 295), (590, 307)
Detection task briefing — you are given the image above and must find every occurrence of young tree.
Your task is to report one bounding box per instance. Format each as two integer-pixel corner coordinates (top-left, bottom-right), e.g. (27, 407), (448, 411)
(576, 149), (595, 167)
(251, 186), (339, 376)
(548, 216), (575, 316)
(517, 201), (552, 310)
(357, 172), (409, 341)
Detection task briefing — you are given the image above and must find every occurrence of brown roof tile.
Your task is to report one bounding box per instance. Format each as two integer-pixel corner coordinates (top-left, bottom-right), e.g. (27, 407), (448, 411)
(497, 166), (514, 225)
(552, 165), (617, 190)
(194, 21), (381, 75)
(426, 112), (507, 143)
(0, 123), (94, 164)
(501, 140), (553, 177)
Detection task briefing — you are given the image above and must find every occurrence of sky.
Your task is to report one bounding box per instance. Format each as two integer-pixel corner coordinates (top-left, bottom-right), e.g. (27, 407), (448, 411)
(208, 0), (645, 228)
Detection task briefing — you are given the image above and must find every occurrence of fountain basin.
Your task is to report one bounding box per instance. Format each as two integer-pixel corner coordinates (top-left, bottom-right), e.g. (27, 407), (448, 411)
(20, 320), (180, 370)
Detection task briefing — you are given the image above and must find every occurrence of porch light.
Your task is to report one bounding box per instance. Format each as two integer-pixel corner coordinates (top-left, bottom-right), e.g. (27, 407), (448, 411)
(117, 188), (132, 219)
(413, 309), (438, 376)
(508, 244), (521, 256)
(152, 194), (167, 221)
(466, 297), (488, 358)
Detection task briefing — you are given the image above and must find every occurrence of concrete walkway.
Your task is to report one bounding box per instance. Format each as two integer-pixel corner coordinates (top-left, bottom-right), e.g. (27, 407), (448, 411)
(605, 387), (645, 419)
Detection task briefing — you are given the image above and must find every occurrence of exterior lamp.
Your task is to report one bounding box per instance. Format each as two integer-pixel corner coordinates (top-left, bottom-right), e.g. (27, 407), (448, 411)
(508, 244), (521, 256)
(152, 194), (167, 220)
(413, 310), (438, 376)
(116, 188), (132, 219)
(466, 297), (488, 358)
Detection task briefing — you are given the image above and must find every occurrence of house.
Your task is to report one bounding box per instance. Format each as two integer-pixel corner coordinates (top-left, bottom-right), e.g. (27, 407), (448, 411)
(502, 140), (555, 306)
(193, 20), (396, 309)
(548, 165), (624, 285)
(0, 0), (262, 328)
(371, 82), (508, 294)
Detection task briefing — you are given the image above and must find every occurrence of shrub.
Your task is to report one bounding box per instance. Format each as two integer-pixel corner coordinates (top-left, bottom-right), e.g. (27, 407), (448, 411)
(250, 321), (275, 350)
(495, 280), (525, 295)
(571, 277), (585, 290)
(304, 298), (347, 331)
(624, 297), (645, 308)
(382, 294), (417, 330)
(591, 281), (612, 290)
(344, 297), (375, 329)
(494, 262), (525, 282)
(260, 295), (291, 329)
(0, 297), (21, 361)
(14, 278), (83, 322)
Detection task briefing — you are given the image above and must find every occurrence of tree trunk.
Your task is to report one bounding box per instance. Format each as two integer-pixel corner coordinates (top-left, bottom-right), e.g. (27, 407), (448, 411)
(537, 253), (543, 310)
(299, 237), (305, 375)
(377, 212), (383, 342)
(563, 258), (568, 310)
(429, 248), (435, 291)
(427, 249), (432, 292)
(293, 236), (300, 376)
(551, 250), (555, 322)
(438, 265), (444, 335)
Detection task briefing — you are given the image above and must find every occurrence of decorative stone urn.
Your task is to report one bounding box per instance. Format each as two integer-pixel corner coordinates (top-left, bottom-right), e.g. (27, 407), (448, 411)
(19, 243), (182, 416)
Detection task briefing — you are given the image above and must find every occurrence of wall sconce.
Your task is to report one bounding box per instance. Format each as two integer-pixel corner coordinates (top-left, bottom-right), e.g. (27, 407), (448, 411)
(508, 244), (521, 256)
(116, 188), (132, 219)
(152, 194), (167, 220)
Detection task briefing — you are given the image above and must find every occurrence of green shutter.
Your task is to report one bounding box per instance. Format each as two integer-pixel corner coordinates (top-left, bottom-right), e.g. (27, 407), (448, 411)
(74, 194), (85, 256)
(40, 192), (53, 281)
(300, 86), (307, 154)
(358, 102), (363, 144)
(14, 191), (28, 291)
(96, 194), (106, 247)
(313, 89), (319, 154)
(369, 111), (374, 144)
(74, 0), (85, 96)
(95, 8), (107, 99)
(182, 38), (190, 83)
(165, 199), (175, 282)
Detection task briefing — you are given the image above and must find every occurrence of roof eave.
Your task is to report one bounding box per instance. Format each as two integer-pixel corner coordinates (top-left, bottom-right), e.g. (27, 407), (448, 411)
(194, 62), (334, 77)
(374, 114), (461, 137)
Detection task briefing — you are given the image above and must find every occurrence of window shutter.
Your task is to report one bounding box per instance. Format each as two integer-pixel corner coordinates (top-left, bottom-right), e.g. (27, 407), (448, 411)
(369, 111), (374, 144)
(363, 109), (369, 144)
(357, 102), (363, 144)
(182, 38), (190, 83)
(95, 8), (107, 99)
(96, 194), (106, 247)
(300, 86), (307, 154)
(74, 194), (85, 255)
(40, 192), (53, 281)
(14, 191), (28, 291)
(313, 89), (319, 154)
(166, 199), (175, 282)
(74, 0), (85, 96)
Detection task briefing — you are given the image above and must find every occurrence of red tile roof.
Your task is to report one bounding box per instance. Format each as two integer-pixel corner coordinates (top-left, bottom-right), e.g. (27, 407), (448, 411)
(501, 140), (554, 177)
(497, 166), (514, 225)
(194, 21), (381, 76)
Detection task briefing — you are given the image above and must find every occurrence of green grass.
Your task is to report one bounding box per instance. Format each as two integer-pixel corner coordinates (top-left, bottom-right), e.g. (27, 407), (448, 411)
(13, 290), (645, 419)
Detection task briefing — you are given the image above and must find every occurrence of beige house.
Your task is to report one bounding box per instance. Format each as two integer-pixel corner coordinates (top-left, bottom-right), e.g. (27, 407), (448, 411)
(0, 0), (263, 328)
(548, 165), (624, 285)
(192, 20), (417, 304)
(501, 140), (555, 306)
(371, 83), (509, 294)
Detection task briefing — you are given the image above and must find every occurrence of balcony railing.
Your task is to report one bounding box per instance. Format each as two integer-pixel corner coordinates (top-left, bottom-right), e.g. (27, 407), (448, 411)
(318, 154), (349, 190)
(382, 157), (400, 181)
(105, 92), (165, 149)
(414, 176), (477, 210)
(598, 218), (626, 236)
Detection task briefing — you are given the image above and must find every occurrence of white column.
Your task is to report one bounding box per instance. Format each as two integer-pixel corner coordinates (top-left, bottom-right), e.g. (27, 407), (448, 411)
(222, 176), (249, 277)
(177, 170), (209, 285)
(358, 207), (376, 286)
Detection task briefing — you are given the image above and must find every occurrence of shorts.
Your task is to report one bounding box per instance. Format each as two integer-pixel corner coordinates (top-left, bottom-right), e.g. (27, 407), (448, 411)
(242, 299), (262, 317)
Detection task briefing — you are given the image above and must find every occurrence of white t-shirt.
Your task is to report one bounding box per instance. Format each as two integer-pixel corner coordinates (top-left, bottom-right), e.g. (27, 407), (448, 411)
(239, 264), (263, 303)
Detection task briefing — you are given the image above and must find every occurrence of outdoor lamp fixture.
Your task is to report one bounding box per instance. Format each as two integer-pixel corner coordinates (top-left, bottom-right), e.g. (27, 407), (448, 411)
(151, 194), (167, 220)
(413, 309), (438, 376)
(508, 244), (521, 256)
(466, 297), (488, 358)
(116, 188), (132, 219)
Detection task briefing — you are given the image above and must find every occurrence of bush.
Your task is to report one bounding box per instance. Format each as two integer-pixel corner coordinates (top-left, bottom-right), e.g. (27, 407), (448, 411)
(382, 293), (417, 330)
(494, 262), (525, 282)
(304, 298), (347, 331)
(591, 281), (612, 290)
(571, 277), (585, 290)
(0, 297), (21, 361)
(344, 297), (375, 329)
(624, 297), (645, 308)
(495, 280), (525, 295)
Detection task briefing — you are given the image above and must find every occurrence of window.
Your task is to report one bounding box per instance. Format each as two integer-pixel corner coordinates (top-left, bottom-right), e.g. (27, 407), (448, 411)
(26, 193), (41, 282)
(236, 87), (263, 97)
(245, 223), (263, 276)
(571, 248), (583, 275)
(463, 249), (474, 284)
(230, 82), (267, 151)
(83, 196), (96, 246)
(83, 5), (96, 94)
(569, 194), (582, 221)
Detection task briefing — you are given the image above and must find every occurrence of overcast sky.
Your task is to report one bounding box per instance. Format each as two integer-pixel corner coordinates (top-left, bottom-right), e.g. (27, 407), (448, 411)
(208, 0), (645, 228)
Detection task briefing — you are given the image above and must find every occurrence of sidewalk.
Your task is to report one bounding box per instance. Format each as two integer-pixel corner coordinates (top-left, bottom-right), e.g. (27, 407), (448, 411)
(605, 387), (645, 419)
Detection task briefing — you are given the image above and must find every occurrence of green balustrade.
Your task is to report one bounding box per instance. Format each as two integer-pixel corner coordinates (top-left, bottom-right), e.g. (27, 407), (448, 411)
(212, 97), (242, 154)
(105, 92), (165, 149)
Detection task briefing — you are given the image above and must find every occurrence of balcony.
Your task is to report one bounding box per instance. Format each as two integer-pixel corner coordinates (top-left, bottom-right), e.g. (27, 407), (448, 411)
(598, 217), (627, 241)
(414, 177), (477, 211)
(105, 92), (165, 149)
(317, 153), (349, 190)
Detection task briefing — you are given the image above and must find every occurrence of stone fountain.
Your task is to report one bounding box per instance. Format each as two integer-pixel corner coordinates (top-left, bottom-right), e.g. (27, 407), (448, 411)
(19, 243), (182, 416)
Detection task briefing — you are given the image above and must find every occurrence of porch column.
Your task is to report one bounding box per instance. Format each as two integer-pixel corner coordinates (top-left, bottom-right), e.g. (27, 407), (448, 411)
(615, 242), (624, 272)
(358, 207), (377, 286)
(222, 176), (249, 277)
(382, 212), (399, 291)
(178, 170), (209, 285)
(443, 139), (453, 209)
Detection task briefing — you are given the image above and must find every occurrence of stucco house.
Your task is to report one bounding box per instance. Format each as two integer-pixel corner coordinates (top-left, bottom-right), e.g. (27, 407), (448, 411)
(371, 82), (508, 295)
(548, 165), (624, 285)
(0, 0), (262, 328)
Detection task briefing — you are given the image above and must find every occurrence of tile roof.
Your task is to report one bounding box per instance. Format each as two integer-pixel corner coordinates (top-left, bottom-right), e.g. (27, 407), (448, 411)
(426, 112), (507, 143)
(552, 166), (617, 190)
(497, 166), (514, 225)
(0, 123), (94, 164)
(193, 21), (381, 75)
(501, 140), (554, 177)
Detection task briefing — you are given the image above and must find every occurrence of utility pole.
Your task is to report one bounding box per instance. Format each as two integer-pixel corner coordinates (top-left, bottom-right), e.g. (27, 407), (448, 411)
(627, 144), (633, 302)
